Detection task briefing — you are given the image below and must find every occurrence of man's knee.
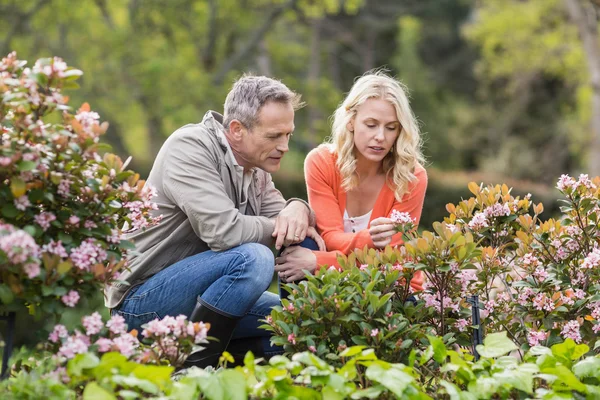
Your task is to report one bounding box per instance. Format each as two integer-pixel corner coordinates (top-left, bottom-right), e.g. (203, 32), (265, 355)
(235, 243), (275, 285)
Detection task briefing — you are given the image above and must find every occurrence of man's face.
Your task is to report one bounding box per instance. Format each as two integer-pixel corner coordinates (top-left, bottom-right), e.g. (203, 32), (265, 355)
(237, 101), (295, 173)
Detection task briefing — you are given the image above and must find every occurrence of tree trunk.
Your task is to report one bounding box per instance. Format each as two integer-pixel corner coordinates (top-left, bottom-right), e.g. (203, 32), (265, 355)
(565, 0), (600, 176)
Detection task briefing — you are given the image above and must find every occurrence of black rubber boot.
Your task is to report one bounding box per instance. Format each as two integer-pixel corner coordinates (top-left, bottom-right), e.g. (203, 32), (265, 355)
(183, 299), (240, 368)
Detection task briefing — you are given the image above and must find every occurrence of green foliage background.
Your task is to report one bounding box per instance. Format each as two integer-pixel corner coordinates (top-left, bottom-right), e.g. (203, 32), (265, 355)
(3, 0), (595, 187)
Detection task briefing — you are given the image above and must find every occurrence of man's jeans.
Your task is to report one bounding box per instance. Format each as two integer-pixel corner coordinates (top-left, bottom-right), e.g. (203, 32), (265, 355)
(112, 243), (281, 355)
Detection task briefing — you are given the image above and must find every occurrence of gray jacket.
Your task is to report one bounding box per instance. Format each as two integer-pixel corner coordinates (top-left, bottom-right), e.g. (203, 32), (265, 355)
(105, 111), (310, 309)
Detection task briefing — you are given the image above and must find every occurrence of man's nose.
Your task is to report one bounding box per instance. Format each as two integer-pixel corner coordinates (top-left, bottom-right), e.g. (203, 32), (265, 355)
(277, 137), (289, 153)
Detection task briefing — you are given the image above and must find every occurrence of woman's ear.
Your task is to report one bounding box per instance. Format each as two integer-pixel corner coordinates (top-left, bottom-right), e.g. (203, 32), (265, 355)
(346, 119), (354, 133)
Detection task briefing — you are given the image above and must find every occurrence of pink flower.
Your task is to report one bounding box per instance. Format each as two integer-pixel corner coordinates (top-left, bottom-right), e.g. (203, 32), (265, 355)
(557, 174), (576, 191)
(0, 228), (40, 264)
(309, 345), (317, 353)
(468, 212), (488, 231)
(82, 312), (104, 336)
(370, 329), (379, 337)
(577, 174), (595, 189)
(67, 215), (80, 225)
(285, 303), (295, 312)
(582, 248), (600, 269)
(112, 333), (139, 357)
(561, 320), (582, 343)
(593, 324), (600, 334)
(359, 264), (369, 271)
(57, 335), (89, 359)
(23, 262), (41, 278)
(287, 333), (296, 345)
(84, 220), (97, 229)
(61, 290), (80, 307)
(74, 110), (100, 131)
(14, 195), (31, 211)
(69, 239), (107, 271)
(42, 240), (68, 258)
(106, 314), (127, 335)
(527, 329), (548, 347)
(445, 223), (460, 233)
(533, 267), (548, 282)
(95, 338), (113, 352)
(34, 212), (56, 231)
(390, 210), (414, 225)
(49, 324), (68, 343)
(0, 156), (12, 166)
(57, 179), (72, 197)
(532, 293), (554, 312)
(265, 315), (273, 324)
(483, 203), (511, 218)
(455, 319), (469, 332)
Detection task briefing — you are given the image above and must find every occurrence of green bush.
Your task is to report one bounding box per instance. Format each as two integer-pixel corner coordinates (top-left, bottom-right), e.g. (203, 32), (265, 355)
(263, 261), (436, 367)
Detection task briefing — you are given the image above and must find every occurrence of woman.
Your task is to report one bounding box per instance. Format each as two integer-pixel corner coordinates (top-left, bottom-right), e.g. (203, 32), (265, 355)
(303, 71), (427, 292)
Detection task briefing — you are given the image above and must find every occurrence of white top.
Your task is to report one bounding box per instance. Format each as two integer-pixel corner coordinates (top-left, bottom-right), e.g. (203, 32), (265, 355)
(343, 209), (373, 233)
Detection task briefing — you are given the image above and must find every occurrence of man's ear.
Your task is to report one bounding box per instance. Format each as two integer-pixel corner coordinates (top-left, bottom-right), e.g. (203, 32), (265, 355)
(228, 119), (246, 140)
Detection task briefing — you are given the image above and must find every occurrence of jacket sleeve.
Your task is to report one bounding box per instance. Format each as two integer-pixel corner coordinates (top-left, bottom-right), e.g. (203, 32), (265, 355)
(161, 131), (274, 252)
(256, 172), (286, 219)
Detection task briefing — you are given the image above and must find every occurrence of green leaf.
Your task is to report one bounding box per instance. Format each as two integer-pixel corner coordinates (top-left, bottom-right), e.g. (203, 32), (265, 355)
(572, 357), (600, 379)
(16, 160), (36, 172)
(476, 331), (518, 359)
(58, 232), (73, 244)
(493, 366), (534, 394)
(0, 284), (14, 304)
(339, 346), (367, 358)
(132, 364), (174, 390)
(350, 386), (384, 399)
(68, 352), (100, 376)
(1, 203), (18, 218)
(426, 335), (447, 364)
(83, 382), (116, 400)
(366, 364), (414, 397)
(112, 376), (158, 394)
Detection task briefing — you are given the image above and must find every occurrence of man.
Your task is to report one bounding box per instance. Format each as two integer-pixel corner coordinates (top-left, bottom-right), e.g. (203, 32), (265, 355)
(105, 75), (322, 367)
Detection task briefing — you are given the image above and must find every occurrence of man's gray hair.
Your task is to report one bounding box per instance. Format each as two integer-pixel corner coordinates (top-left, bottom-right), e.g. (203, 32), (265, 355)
(223, 74), (303, 130)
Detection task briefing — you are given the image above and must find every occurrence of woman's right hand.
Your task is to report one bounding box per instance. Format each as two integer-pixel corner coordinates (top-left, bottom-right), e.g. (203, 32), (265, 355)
(368, 217), (397, 248)
(306, 226), (327, 251)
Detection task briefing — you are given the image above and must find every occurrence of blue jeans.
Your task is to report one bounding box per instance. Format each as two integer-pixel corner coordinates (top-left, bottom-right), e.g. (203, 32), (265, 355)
(112, 243), (281, 355)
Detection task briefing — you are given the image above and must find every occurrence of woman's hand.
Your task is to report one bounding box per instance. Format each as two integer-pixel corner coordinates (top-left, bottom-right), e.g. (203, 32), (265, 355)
(368, 217), (397, 248)
(305, 226), (326, 251)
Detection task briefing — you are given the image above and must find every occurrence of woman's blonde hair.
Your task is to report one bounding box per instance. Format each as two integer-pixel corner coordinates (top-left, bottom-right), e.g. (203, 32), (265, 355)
(330, 70), (424, 200)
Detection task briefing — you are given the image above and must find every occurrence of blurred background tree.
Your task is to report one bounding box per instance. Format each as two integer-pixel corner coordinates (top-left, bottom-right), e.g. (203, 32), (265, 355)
(2, 0), (598, 226)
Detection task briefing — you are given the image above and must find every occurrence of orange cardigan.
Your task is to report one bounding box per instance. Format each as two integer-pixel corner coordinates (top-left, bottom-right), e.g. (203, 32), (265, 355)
(304, 145), (428, 292)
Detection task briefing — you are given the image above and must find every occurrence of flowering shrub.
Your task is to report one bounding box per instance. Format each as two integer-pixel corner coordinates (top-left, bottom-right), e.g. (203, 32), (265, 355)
(45, 312), (209, 372)
(0, 52), (160, 318)
(271, 177), (600, 365)
(263, 261), (437, 367)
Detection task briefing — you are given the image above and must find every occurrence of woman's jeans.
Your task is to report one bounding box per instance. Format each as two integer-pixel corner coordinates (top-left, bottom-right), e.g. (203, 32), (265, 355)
(112, 243), (282, 355)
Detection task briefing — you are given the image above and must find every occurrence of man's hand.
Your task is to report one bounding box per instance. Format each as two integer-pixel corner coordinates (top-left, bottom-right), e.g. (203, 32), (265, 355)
(369, 217), (397, 249)
(272, 201), (310, 250)
(275, 246), (317, 283)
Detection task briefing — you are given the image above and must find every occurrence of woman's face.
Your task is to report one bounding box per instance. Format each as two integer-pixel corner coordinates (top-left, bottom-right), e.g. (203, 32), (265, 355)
(350, 97), (401, 165)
